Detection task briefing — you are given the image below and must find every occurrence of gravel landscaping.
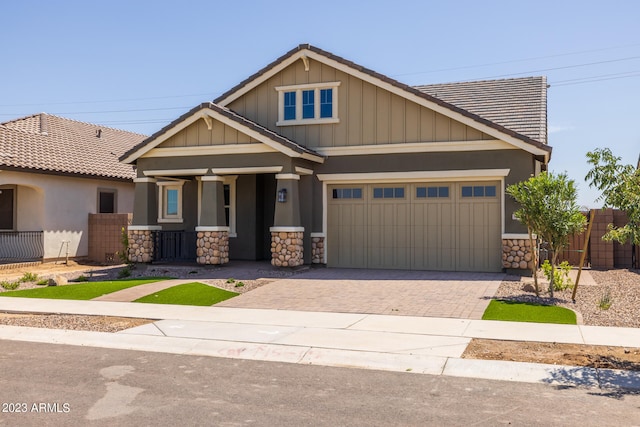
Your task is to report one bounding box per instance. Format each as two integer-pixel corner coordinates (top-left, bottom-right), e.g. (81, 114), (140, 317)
(494, 268), (640, 328)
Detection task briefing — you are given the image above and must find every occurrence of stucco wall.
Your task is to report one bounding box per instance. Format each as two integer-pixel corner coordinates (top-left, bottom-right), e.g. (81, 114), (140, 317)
(0, 170), (134, 259)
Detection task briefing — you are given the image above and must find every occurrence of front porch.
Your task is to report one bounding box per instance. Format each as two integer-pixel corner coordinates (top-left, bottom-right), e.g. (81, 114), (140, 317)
(127, 170), (321, 267)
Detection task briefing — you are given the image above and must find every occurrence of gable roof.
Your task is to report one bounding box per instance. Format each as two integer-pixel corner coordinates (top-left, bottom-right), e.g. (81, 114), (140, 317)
(120, 103), (324, 164)
(414, 77), (547, 144)
(0, 113), (144, 181)
(214, 44), (551, 160)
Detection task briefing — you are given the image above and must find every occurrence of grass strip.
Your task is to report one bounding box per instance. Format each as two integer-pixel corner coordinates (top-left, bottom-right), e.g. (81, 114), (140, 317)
(0, 277), (170, 300)
(482, 300), (577, 325)
(134, 282), (238, 306)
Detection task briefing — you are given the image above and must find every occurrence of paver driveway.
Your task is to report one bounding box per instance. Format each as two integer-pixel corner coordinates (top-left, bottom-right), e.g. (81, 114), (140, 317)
(216, 268), (504, 319)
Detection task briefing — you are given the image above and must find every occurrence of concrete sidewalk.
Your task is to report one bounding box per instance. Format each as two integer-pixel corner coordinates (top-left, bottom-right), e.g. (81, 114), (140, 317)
(0, 297), (638, 391)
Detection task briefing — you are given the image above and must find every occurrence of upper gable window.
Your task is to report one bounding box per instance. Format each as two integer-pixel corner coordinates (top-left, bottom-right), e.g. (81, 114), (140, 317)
(276, 82), (340, 126)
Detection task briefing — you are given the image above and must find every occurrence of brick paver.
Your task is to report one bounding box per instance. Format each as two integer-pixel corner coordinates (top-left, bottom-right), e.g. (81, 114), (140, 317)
(217, 268), (504, 319)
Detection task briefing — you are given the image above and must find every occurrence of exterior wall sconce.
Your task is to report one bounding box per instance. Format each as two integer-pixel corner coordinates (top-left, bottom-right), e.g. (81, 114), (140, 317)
(277, 188), (287, 203)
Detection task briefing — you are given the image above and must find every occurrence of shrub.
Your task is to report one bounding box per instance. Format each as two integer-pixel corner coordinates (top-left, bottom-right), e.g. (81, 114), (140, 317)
(20, 272), (38, 282)
(36, 279), (49, 286)
(118, 265), (132, 279)
(1, 281), (20, 290)
(541, 260), (573, 291)
(598, 289), (613, 310)
(226, 278), (236, 284)
(75, 275), (89, 282)
(234, 281), (245, 288)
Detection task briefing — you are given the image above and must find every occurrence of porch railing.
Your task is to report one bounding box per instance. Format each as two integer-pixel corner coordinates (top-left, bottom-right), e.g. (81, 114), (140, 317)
(0, 231), (44, 263)
(154, 231), (197, 262)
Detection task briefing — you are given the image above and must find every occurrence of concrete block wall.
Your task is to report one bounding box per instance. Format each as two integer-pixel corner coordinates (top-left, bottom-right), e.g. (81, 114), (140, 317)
(88, 213), (132, 264)
(589, 208), (614, 269)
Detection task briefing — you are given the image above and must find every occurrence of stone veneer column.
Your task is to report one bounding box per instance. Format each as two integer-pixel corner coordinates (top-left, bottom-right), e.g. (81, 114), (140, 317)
(127, 226), (161, 263)
(196, 228), (229, 265)
(502, 237), (535, 270)
(311, 233), (325, 264)
(270, 228), (304, 267)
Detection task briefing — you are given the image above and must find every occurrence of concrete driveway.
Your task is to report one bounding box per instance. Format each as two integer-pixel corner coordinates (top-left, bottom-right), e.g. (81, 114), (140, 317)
(217, 268), (504, 319)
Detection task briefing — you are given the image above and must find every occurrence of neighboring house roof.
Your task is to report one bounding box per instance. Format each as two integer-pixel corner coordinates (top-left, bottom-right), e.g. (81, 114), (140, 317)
(120, 103), (325, 164)
(414, 77), (548, 144)
(214, 44), (551, 158)
(0, 113), (145, 181)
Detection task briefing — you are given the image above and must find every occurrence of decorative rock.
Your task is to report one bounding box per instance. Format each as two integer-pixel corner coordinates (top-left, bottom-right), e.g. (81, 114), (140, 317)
(502, 238), (536, 271)
(271, 231), (304, 267)
(196, 231), (229, 265)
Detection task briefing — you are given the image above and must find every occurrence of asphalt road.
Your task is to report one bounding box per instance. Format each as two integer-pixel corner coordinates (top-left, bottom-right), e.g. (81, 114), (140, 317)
(1, 340), (639, 426)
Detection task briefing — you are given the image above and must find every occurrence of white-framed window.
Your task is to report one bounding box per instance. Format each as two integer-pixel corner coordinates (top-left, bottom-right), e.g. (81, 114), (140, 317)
(223, 176), (237, 237)
(157, 181), (185, 223)
(275, 81), (340, 126)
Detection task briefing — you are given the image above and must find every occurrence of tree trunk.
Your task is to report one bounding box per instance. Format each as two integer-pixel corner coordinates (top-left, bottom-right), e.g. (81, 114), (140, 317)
(528, 228), (539, 296)
(549, 249), (558, 299)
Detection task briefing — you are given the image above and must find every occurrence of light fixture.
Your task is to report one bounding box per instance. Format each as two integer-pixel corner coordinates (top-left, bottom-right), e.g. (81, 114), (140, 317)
(277, 188), (287, 203)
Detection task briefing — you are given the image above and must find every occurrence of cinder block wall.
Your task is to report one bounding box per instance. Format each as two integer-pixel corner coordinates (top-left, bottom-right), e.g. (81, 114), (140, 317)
(88, 213), (132, 264)
(613, 210), (634, 268)
(590, 208), (614, 269)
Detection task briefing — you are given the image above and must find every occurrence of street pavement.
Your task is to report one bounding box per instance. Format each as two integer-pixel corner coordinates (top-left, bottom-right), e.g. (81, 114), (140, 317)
(0, 295), (639, 392)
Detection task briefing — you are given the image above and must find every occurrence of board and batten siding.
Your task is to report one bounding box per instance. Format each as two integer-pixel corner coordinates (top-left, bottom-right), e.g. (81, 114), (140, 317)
(157, 117), (260, 148)
(226, 57), (493, 148)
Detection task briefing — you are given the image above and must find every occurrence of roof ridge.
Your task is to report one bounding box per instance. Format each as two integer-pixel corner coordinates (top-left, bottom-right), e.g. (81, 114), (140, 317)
(414, 76), (546, 88)
(41, 113), (149, 137)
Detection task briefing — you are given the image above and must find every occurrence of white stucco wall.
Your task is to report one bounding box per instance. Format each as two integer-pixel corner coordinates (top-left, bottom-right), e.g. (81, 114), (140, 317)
(0, 170), (134, 259)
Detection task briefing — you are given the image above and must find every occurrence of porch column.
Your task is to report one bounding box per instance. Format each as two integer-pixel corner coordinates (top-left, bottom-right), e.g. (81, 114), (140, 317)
(270, 173), (304, 267)
(196, 176), (229, 265)
(128, 178), (160, 263)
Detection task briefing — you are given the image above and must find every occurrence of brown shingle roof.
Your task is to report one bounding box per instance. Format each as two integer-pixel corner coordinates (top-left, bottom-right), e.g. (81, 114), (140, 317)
(0, 113), (145, 181)
(413, 77), (548, 144)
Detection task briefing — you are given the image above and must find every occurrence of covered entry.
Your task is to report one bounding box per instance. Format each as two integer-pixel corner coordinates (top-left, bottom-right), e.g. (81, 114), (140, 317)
(327, 181), (502, 271)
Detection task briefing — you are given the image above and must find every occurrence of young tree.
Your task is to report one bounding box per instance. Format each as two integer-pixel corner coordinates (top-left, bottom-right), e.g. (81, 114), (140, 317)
(507, 172), (587, 297)
(586, 148), (640, 246)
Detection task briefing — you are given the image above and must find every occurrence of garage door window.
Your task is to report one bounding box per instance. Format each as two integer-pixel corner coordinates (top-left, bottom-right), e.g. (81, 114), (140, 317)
(332, 188), (363, 199)
(417, 186), (449, 198)
(461, 185), (497, 198)
(373, 187), (405, 199)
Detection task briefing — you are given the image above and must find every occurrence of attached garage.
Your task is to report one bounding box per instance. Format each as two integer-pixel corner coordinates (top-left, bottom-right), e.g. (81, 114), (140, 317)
(327, 181), (502, 272)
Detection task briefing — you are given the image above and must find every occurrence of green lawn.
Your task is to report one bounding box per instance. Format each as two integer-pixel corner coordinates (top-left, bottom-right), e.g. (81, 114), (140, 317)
(0, 278), (169, 300)
(134, 282), (238, 306)
(482, 300), (577, 324)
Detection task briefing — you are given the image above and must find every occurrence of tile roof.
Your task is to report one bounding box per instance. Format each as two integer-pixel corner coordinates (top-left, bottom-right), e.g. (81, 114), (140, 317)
(0, 113), (145, 180)
(120, 103), (323, 163)
(414, 77), (548, 144)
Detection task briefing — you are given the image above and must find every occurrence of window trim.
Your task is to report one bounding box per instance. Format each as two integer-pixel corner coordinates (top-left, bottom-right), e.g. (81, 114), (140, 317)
(224, 176), (237, 237)
(275, 81), (340, 126)
(97, 188), (117, 214)
(157, 181), (185, 223)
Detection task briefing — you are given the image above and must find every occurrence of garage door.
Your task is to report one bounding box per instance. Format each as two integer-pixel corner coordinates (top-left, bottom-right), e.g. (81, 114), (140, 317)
(327, 182), (502, 272)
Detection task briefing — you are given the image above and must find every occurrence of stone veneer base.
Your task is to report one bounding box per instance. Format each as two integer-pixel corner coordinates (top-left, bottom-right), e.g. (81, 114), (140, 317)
(197, 231), (229, 265)
(502, 238), (535, 270)
(311, 236), (325, 264)
(271, 231), (304, 267)
(128, 229), (155, 263)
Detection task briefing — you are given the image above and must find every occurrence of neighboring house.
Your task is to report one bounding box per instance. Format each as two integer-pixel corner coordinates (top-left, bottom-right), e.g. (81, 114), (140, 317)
(121, 44), (551, 272)
(0, 113), (145, 262)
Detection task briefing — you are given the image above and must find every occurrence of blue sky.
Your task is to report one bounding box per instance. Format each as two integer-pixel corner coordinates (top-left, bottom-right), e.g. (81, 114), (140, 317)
(1, 0), (638, 207)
